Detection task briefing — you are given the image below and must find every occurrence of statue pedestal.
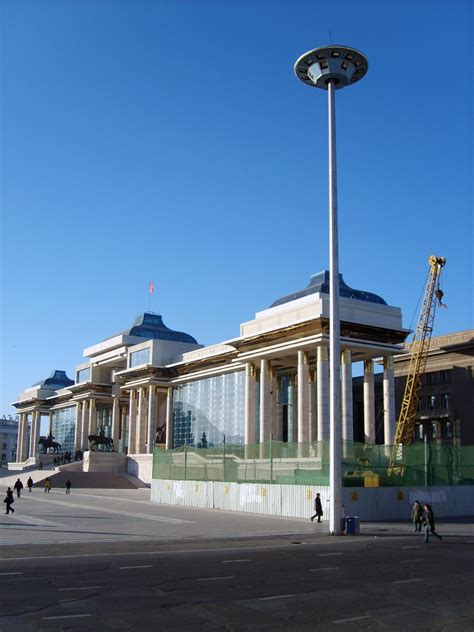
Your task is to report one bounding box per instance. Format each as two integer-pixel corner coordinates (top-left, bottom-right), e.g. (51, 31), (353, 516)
(83, 451), (127, 473)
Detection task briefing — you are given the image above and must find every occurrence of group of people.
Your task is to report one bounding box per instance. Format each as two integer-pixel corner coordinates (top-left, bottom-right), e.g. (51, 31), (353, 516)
(53, 451), (72, 467)
(411, 500), (442, 543)
(4, 476), (73, 514)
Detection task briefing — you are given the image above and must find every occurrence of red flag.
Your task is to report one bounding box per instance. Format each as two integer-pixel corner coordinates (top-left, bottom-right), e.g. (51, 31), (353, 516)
(149, 282), (155, 294)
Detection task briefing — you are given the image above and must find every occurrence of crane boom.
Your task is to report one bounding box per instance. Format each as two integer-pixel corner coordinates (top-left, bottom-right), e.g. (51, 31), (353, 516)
(388, 255), (446, 476)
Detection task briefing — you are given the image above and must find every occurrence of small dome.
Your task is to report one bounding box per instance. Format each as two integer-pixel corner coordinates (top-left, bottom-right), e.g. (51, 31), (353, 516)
(32, 370), (74, 389)
(121, 313), (198, 344)
(270, 271), (387, 308)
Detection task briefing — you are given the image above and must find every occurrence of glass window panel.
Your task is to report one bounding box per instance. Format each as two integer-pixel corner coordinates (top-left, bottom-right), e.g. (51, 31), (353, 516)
(76, 368), (91, 383)
(172, 371), (245, 448)
(130, 348), (150, 368)
(50, 406), (76, 453)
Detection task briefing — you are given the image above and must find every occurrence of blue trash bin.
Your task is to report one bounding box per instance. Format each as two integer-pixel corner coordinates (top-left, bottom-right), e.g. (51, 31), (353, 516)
(345, 516), (360, 535)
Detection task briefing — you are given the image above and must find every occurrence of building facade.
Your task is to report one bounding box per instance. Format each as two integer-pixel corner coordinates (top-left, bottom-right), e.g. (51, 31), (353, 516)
(11, 272), (409, 465)
(1, 415), (18, 466)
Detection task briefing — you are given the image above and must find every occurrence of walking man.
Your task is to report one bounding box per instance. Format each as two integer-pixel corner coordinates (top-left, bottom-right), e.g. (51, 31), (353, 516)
(65, 479), (72, 495)
(310, 492), (324, 523)
(4, 487), (15, 514)
(423, 503), (442, 543)
(44, 477), (52, 493)
(13, 478), (23, 498)
(26, 477), (34, 493)
(411, 500), (423, 532)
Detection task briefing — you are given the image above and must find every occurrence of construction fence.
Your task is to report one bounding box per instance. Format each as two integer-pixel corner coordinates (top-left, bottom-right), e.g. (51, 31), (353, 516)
(153, 440), (474, 488)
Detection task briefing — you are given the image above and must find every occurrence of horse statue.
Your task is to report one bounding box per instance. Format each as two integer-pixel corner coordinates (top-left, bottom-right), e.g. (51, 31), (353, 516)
(88, 434), (115, 452)
(39, 434), (62, 454)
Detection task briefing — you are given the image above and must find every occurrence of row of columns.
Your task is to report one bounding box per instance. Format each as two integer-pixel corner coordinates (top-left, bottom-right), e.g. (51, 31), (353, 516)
(244, 348), (396, 446)
(127, 385), (167, 455)
(16, 410), (42, 462)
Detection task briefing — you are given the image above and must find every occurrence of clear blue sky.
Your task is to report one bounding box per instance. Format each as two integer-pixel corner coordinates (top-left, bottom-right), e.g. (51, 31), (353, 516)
(1, 0), (472, 416)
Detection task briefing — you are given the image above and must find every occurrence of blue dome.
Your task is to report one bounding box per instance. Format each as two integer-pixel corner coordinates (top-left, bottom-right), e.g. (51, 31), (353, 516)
(33, 370), (74, 389)
(122, 313), (198, 344)
(270, 271), (387, 308)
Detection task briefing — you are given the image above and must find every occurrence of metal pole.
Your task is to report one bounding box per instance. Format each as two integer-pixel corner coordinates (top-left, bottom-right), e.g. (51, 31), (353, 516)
(328, 79), (342, 535)
(184, 444), (187, 481)
(269, 433), (273, 483)
(223, 434), (226, 482)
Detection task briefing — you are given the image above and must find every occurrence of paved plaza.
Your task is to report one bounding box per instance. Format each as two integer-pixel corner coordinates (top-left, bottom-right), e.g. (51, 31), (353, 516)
(1, 487), (474, 630)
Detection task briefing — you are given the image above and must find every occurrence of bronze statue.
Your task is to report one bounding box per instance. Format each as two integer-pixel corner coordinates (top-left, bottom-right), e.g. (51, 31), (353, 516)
(88, 434), (115, 452)
(155, 424), (166, 444)
(39, 435), (62, 453)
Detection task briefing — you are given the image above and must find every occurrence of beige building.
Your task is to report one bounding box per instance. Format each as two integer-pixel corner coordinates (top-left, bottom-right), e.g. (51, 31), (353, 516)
(11, 271), (408, 471)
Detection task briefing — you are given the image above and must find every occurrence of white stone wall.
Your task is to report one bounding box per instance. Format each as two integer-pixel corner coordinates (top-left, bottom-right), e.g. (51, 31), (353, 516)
(150, 480), (474, 520)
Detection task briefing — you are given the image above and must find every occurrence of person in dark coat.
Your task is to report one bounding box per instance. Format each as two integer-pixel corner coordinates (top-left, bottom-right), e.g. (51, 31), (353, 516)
(26, 477), (34, 493)
(4, 488), (15, 514)
(411, 500), (423, 532)
(13, 479), (23, 498)
(423, 504), (442, 543)
(65, 479), (72, 495)
(310, 493), (324, 523)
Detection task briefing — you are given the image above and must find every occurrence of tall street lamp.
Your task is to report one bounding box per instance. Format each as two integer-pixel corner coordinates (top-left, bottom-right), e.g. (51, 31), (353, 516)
(294, 45), (368, 534)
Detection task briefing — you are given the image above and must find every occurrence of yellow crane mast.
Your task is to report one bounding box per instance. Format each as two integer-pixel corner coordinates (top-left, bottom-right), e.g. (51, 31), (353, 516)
(388, 255), (446, 476)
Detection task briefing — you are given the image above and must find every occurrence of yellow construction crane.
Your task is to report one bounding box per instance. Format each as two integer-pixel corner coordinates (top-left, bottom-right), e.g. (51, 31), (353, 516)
(388, 255), (446, 476)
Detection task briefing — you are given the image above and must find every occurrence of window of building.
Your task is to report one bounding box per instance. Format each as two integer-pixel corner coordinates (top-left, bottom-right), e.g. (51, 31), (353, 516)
(439, 370), (449, 384)
(130, 348), (150, 368)
(428, 394), (437, 410)
(76, 367), (91, 383)
(2, 443), (6, 450)
(1, 453), (6, 461)
(444, 422), (453, 439)
(50, 407), (76, 453)
(425, 373), (436, 386)
(172, 370), (245, 448)
(441, 393), (451, 410)
(431, 422), (438, 439)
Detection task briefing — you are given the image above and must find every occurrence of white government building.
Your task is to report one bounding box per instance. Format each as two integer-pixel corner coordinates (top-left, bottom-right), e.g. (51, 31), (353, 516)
(11, 270), (408, 482)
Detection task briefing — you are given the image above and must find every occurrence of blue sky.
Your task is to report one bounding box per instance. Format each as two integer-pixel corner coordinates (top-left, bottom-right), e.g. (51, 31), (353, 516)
(1, 0), (472, 415)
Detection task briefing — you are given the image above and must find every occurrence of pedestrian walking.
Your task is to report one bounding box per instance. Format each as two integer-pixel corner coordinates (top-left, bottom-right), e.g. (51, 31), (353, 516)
(44, 478), (52, 493)
(65, 479), (72, 495)
(26, 477), (34, 493)
(423, 503), (442, 543)
(13, 478), (24, 498)
(38, 461), (43, 470)
(310, 492), (324, 523)
(4, 488), (15, 514)
(411, 500), (423, 532)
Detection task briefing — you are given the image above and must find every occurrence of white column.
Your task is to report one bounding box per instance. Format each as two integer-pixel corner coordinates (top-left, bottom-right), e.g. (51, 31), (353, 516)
(111, 397), (120, 451)
(383, 356), (396, 445)
(74, 402), (83, 452)
(16, 414), (24, 462)
(244, 363), (256, 445)
(309, 370), (317, 443)
(88, 398), (97, 437)
(136, 387), (148, 454)
(259, 359), (271, 443)
(364, 359), (376, 444)
(29, 411), (38, 458)
(317, 346), (330, 442)
(165, 387), (174, 449)
(341, 350), (353, 445)
(81, 400), (89, 451)
(297, 350), (309, 444)
(128, 390), (138, 454)
(275, 377), (284, 441)
(23, 415), (30, 460)
(147, 385), (157, 454)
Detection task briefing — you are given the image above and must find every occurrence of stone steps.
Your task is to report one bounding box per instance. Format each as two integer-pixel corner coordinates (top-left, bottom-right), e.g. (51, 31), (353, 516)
(35, 471), (142, 489)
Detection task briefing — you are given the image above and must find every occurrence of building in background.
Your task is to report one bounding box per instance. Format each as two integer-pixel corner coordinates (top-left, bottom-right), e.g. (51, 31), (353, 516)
(0, 415), (18, 466)
(352, 330), (474, 446)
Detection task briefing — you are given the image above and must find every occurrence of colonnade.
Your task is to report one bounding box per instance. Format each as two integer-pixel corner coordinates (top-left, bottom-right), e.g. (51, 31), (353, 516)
(15, 410), (42, 462)
(244, 347), (396, 447)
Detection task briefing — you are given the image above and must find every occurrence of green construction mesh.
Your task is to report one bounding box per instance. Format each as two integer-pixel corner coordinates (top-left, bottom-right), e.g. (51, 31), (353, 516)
(152, 441), (474, 487)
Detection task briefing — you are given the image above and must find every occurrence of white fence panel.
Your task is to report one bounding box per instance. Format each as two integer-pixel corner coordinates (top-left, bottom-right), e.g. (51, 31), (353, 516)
(237, 483), (281, 516)
(281, 484), (330, 519)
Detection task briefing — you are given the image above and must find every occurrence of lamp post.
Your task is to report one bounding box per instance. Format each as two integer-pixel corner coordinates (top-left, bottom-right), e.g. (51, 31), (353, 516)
(294, 45), (368, 534)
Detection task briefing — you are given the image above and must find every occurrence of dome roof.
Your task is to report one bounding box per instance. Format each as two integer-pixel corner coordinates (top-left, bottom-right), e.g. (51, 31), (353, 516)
(119, 313), (198, 344)
(32, 370), (74, 389)
(270, 271), (387, 308)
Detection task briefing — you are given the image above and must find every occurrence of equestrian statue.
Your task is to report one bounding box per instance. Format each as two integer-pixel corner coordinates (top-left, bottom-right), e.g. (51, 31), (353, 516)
(39, 433), (62, 453)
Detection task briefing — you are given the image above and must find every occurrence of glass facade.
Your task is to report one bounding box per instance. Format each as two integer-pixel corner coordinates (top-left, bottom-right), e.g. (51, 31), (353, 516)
(96, 407), (112, 438)
(76, 367), (91, 383)
(51, 406), (76, 453)
(130, 348), (150, 368)
(172, 371), (245, 447)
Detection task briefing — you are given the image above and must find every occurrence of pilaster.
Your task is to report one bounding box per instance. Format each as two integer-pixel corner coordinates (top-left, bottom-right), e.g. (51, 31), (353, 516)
(364, 359), (376, 444)
(383, 355), (396, 445)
